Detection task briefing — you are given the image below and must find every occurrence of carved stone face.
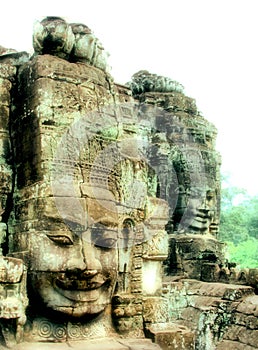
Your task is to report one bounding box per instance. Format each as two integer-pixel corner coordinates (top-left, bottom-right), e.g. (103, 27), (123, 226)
(175, 189), (217, 233)
(24, 198), (118, 319)
(188, 190), (216, 233)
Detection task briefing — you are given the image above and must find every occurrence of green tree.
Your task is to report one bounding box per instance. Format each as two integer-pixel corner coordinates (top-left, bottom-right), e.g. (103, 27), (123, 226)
(226, 239), (258, 268)
(244, 196), (258, 239)
(220, 205), (249, 244)
(219, 176), (258, 268)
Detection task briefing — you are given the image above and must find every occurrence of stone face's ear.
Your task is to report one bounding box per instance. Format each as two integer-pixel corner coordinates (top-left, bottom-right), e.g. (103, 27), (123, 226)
(32, 17), (75, 59)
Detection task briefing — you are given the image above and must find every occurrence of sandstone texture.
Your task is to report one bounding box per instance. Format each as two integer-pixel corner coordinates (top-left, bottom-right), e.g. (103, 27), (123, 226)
(0, 16), (257, 350)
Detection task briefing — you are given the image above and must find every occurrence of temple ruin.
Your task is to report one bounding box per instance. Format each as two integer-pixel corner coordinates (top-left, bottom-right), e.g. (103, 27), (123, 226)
(0, 16), (257, 349)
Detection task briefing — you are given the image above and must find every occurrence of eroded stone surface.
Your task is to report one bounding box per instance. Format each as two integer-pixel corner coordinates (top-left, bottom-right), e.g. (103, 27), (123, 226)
(0, 16), (257, 350)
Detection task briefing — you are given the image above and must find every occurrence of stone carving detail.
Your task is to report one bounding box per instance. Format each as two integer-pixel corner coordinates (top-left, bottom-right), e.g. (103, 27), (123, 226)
(33, 16), (110, 72)
(127, 70), (184, 95)
(70, 23), (110, 71)
(33, 17), (75, 59)
(0, 16), (257, 350)
(0, 255), (28, 348)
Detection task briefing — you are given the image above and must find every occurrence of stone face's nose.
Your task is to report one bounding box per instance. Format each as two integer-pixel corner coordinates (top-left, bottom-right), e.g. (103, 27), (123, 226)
(64, 232), (102, 275)
(80, 233), (102, 273)
(198, 195), (212, 214)
(81, 269), (98, 278)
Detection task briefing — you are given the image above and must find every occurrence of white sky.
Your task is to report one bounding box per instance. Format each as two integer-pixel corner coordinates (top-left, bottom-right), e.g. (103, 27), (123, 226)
(1, 0), (258, 194)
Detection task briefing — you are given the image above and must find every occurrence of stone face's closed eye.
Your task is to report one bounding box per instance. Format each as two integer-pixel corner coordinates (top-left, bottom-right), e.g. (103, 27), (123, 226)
(46, 227), (118, 249)
(91, 226), (118, 249)
(47, 233), (74, 246)
(94, 236), (117, 249)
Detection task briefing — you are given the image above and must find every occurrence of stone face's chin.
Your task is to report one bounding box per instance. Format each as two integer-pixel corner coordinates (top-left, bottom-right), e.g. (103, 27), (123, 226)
(50, 295), (109, 318)
(188, 209), (212, 231)
(40, 285), (110, 317)
(29, 272), (113, 317)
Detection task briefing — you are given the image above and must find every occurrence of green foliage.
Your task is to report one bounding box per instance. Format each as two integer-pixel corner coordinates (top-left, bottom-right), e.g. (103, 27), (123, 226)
(219, 176), (258, 268)
(225, 239), (258, 268)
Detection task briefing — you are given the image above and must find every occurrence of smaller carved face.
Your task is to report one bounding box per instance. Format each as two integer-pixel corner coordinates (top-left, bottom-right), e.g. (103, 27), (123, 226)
(27, 218), (118, 318)
(188, 190), (216, 232)
(175, 189), (217, 233)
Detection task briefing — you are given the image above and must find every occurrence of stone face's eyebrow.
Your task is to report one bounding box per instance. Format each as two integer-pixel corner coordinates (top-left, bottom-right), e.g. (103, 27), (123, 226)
(89, 216), (119, 229)
(90, 221), (118, 231)
(63, 220), (87, 232)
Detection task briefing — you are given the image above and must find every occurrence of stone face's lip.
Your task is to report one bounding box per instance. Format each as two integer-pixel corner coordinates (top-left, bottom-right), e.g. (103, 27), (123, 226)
(54, 275), (107, 302)
(192, 212), (211, 224)
(55, 276), (106, 290)
(194, 217), (209, 223)
(55, 286), (100, 302)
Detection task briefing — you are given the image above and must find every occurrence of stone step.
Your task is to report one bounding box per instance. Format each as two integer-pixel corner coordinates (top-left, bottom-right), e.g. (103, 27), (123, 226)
(13, 338), (162, 350)
(236, 295), (258, 315)
(146, 323), (195, 350)
(216, 340), (258, 350)
(223, 325), (258, 348)
(183, 279), (254, 301)
(188, 295), (232, 310)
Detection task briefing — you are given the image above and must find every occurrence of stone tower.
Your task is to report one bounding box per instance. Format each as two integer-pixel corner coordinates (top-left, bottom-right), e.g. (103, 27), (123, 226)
(0, 16), (257, 350)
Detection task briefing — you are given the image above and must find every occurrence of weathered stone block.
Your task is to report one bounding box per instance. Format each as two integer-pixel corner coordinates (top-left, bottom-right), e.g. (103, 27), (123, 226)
(114, 83), (134, 104)
(24, 55), (110, 89)
(0, 64), (16, 80)
(174, 234), (224, 261)
(143, 297), (169, 323)
(248, 269), (258, 291)
(183, 280), (254, 301)
(181, 260), (202, 279)
(224, 325), (258, 348)
(201, 262), (220, 282)
(223, 285), (254, 301)
(0, 257), (24, 283)
(216, 340), (257, 350)
(119, 338), (162, 349)
(179, 306), (205, 333)
(14, 338), (132, 349)
(236, 295), (258, 316)
(0, 105), (9, 131)
(233, 312), (258, 330)
(0, 78), (12, 106)
(146, 323), (195, 350)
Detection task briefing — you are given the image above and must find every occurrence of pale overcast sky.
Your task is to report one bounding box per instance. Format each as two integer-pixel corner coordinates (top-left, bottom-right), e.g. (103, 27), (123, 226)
(1, 0), (258, 194)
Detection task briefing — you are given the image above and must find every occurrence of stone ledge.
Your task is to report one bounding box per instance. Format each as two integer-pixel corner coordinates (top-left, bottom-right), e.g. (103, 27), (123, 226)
(233, 311), (258, 329)
(236, 295), (258, 316)
(188, 295), (231, 311)
(182, 279), (254, 300)
(223, 325), (258, 348)
(216, 339), (258, 350)
(146, 323), (195, 350)
(13, 338), (162, 350)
